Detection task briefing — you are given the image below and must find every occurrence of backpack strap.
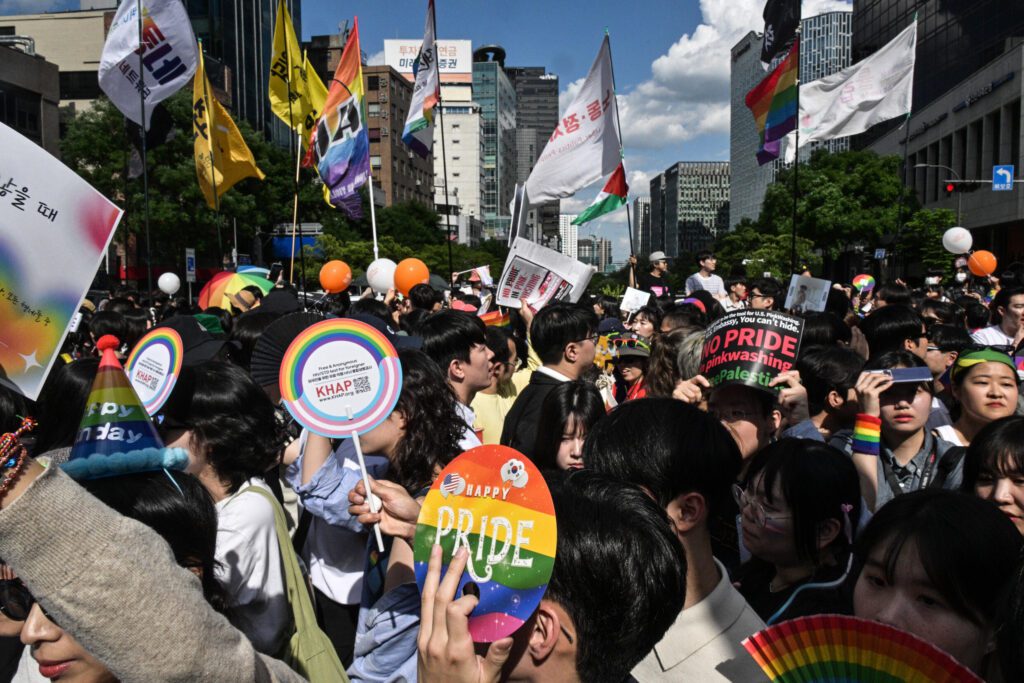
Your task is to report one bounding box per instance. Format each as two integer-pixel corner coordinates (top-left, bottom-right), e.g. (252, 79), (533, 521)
(929, 445), (966, 490)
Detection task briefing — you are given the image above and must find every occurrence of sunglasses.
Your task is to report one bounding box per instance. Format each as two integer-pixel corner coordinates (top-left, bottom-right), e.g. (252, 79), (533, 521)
(0, 579), (52, 623)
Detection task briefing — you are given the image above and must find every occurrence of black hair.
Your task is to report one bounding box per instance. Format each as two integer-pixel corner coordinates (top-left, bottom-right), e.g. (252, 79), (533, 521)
(965, 301), (991, 330)
(121, 307), (151, 350)
(860, 305), (924, 358)
(399, 307), (430, 334)
(161, 361), (284, 494)
(696, 250), (715, 264)
(418, 310), (487, 372)
(409, 283), (440, 311)
(854, 489), (1021, 627)
(389, 349), (465, 492)
(532, 380), (605, 470)
(229, 310), (281, 372)
(530, 304), (598, 365)
(799, 312), (852, 351)
(989, 286), (1024, 326)
(104, 297), (135, 315)
(999, 557), (1024, 682)
(927, 324), (971, 353)
(0, 384), (27, 436)
(863, 349), (927, 372)
(686, 290), (722, 322)
(89, 310), (128, 344)
(962, 416), (1024, 492)
(594, 295), (620, 320)
(83, 470), (227, 612)
(660, 305), (706, 335)
(724, 273), (747, 290)
(645, 328), (691, 398)
(743, 438), (861, 564)
(797, 347), (864, 416)
(629, 305), (662, 336)
(348, 297), (392, 324)
(584, 398), (741, 519)
(202, 307), (233, 337)
(323, 291), (351, 318)
(484, 326), (512, 366)
(875, 282), (912, 307)
(919, 299), (965, 328)
(33, 357), (99, 456)
(545, 470), (686, 683)
(750, 278), (783, 309)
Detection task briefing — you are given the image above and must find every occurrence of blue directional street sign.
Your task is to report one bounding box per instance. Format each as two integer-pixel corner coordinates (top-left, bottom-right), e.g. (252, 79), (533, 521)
(993, 165), (1014, 191)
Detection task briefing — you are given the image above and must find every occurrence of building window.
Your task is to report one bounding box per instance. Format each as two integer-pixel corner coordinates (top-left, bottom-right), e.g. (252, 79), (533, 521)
(368, 76), (380, 90)
(371, 155), (382, 168)
(59, 71), (102, 100)
(368, 102), (380, 116)
(368, 128), (381, 142)
(0, 27), (14, 36)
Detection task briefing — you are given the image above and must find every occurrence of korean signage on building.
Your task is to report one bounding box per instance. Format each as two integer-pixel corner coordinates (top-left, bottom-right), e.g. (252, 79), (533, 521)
(384, 39), (472, 83)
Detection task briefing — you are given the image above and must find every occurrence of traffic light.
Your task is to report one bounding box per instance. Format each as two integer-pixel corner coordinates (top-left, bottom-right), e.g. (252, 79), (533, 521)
(944, 180), (983, 194)
(945, 182), (955, 197)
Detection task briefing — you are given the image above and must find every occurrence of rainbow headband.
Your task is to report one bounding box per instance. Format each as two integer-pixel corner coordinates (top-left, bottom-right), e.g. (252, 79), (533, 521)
(279, 318), (402, 438)
(125, 328), (184, 415)
(952, 348), (1016, 382)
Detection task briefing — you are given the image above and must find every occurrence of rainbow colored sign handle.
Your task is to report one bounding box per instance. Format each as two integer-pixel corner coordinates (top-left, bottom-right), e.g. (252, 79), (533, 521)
(125, 328), (183, 415)
(279, 318), (402, 438)
(414, 445), (557, 642)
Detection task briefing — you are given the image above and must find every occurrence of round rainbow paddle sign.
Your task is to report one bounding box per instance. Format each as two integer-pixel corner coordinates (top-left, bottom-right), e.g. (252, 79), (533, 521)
(414, 445), (556, 642)
(852, 273), (876, 292)
(125, 328), (183, 415)
(279, 318), (402, 437)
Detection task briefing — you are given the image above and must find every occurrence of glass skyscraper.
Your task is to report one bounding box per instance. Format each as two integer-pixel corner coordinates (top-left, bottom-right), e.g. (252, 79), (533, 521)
(472, 47), (517, 239)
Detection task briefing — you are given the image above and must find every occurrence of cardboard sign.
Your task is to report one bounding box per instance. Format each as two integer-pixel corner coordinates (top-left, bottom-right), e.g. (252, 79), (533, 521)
(784, 275), (831, 314)
(414, 445), (556, 642)
(620, 286), (652, 313)
(699, 310), (804, 393)
(497, 237), (594, 309)
(279, 318), (402, 437)
(0, 122), (123, 399)
(125, 328), (183, 415)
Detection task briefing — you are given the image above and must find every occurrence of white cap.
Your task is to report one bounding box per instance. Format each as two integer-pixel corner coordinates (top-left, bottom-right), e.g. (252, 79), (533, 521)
(649, 251), (667, 263)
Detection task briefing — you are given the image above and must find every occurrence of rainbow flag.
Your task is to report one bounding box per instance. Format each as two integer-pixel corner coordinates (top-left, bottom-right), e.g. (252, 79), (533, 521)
(308, 18), (370, 217)
(480, 310), (510, 327)
(746, 38), (799, 165)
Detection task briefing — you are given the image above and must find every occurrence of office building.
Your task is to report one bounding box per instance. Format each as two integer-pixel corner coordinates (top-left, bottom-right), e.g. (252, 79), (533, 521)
(473, 46), (517, 240)
(632, 196), (651, 257)
(868, 38), (1024, 262)
(0, 43), (59, 156)
(558, 214), (579, 259)
(853, 0), (1024, 147)
(507, 66), (560, 245)
(384, 39), (473, 84)
(434, 84), (484, 245)
(578, 235), (612, 272)
(363, 65), (434, 208)
(650, 162), (730, 257)
(729, 11), (852, 228)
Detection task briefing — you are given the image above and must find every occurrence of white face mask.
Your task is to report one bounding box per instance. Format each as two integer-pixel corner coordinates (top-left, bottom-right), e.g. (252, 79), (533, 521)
(925, 276), (940, 285)
(955, 272), (968, 283)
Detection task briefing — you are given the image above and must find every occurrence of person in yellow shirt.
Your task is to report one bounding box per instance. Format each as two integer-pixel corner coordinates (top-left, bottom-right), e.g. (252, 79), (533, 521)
(472, 327), (521, 444)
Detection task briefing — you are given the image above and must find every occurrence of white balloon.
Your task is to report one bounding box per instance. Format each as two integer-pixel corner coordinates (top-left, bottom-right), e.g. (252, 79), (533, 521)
(366, 258), (397, 293)
(942, 227), (973, 255)
(158, 272), (181, 295)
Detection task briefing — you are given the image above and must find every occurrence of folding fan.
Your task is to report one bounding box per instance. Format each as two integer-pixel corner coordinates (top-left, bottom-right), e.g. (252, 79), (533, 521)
(250, 312), (324, 388)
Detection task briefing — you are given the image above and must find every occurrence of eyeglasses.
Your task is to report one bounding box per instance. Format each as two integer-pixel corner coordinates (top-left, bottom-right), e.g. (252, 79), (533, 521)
(576, 333), (599, 345)
(0, 579), (53, 623)
(732, 484), (792, 531)
(711, 407), (758, 423)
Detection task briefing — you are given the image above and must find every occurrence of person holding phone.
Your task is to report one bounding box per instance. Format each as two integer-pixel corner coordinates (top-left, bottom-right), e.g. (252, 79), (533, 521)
(851, 351), (964, 513)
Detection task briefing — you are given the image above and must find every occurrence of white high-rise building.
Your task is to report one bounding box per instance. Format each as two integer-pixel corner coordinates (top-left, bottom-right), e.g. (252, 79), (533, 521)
(558, 214), (578, 260)
(434, 84), (484, 245)
(729, 11), (852, 229)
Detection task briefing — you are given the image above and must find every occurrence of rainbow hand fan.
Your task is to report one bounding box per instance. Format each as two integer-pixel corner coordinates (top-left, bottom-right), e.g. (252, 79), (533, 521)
(742, 615), (981, 682)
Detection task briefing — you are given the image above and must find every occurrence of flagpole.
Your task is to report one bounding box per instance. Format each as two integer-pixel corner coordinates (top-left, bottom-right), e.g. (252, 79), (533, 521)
(605, 29), (635, 274)
(790, 31), (801, 275)
(137, 2), (153, 294)
(199, 42), (223, 248)
(281, 0), (306, 298)
(289, 132), (304, 280)
(431, 0), (455, 284)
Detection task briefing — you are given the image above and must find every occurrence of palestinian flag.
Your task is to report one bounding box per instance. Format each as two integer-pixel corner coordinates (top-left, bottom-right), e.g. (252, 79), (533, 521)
(572, 162), (628, 225)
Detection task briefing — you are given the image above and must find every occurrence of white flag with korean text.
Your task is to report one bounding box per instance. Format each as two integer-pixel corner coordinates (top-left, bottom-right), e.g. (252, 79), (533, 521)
(98, 0), (198, 129)
(796, 21), (916, 145)
(524, 36), (621, 204)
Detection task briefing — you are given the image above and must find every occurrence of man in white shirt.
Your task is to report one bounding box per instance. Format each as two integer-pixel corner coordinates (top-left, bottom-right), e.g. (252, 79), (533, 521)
(972, 286), (1024, 348)
(685, 251), (726, 298)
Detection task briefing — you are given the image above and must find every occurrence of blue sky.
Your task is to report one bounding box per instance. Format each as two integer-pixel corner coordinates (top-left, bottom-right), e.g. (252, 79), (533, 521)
(5, 0), (852, 260)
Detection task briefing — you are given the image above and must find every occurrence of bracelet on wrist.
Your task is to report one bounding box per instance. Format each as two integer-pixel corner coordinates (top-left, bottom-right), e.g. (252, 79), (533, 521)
(853, 413), (882, 456)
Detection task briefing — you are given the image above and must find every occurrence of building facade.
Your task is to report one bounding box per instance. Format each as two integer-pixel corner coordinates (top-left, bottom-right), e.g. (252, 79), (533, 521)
(649, 174), (666, 253)
(651, 162), (731, 258)
(558, 214), (578, 259)
(853, 0), (1024, 147)
(363, 65), (434, 208)
(729, 11), (853, 229)
(0, 44), (60, 156)
(632, 196), (651, 257)
(868, 39), (1024, 265)
(507, 66), (560, 246)
(473, 47), (517, 240)
(434, 84), (484, 245)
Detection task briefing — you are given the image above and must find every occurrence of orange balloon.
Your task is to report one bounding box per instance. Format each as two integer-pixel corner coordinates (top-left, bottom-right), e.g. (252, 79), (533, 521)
(967, 250), (997, 277)
(319, 260), (352, 293)
(394, 258), (430, 296)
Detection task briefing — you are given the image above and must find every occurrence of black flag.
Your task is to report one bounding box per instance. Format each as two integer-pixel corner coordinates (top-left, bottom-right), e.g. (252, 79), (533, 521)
(761, 0), (800, 64)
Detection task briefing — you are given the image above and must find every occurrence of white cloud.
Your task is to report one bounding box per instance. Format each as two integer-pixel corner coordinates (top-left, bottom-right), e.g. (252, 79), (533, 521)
(614, 0), (851, 150)
(558, 77), (585, 114)
(366, 49), (385, 66)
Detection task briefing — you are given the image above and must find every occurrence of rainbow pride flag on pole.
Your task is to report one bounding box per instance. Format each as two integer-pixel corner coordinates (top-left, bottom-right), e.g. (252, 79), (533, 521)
(745, 38), (799, 165)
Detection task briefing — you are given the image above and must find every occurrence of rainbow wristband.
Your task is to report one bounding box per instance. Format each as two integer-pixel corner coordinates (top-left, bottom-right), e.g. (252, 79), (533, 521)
(853, 414), (882, 455)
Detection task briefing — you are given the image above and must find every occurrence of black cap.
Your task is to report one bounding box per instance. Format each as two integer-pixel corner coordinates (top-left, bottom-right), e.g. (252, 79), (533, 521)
(156, 316), (228, 366)
(346, 314), (422, 350)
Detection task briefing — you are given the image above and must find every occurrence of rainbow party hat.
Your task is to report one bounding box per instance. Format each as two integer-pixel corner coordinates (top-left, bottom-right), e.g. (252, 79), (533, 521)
(62, 335), (188, 480)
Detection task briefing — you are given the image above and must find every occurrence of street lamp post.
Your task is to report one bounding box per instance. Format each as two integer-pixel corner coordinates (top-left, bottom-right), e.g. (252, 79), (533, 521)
(914, 163), (962, 225)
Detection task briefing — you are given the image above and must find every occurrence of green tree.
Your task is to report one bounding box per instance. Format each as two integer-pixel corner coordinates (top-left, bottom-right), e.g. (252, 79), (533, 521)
(897, 208), (956, 275)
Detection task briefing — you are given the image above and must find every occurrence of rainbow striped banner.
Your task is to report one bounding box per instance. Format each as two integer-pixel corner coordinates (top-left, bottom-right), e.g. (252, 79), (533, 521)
(746, 38), (799, 165)
(414, 445), (556, 642)
(479, 310), (510, 328)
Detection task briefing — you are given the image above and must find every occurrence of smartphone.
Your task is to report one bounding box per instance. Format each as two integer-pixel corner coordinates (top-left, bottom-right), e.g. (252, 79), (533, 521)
(866, 367), (933, 384)
(268, 262), (283, 283)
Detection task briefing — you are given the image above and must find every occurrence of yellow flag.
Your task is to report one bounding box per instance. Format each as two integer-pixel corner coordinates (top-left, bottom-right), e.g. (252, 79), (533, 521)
(193, 48), (265, 209)
(298, 51), (328, 149)
(269, 0), (307, 130)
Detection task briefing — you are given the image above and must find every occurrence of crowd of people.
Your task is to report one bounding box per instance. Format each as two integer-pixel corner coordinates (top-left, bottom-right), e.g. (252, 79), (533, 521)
(1, 251), (1024, 682)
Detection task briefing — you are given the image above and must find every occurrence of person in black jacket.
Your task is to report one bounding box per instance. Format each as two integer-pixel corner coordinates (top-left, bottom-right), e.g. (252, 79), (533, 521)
(500, 304), (598, 456)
